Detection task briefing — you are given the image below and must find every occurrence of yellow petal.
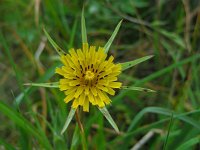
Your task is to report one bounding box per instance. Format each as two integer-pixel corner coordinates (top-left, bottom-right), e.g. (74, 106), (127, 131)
(110, 71), (121, 76)
(79, 93), (85, 105)
(60, 79), (70, 84)
(77, 49), (85, 61)
(83, 43), (89, 54)
(96, 84), (108, 92)
(89, 46), (96, 62)
(102, 92), (111, 104)
(98, 80), (109, 86)
(64, 74), (76, 79)
(98, 69), (112, 78)
(90, 86), (97, 96)
(69, 80), (80, 86)
(106, 87), (115, 95)
(60, 56), (69, 66)
(97, 89), (106, 101)
(64, 87), (77, 95)
(59, 84), (71, 91)
(72, 98), (79, 108)
(108, 55), (114, 63)
(88, 93), (94, 104)
(84, 86), (89, 95)
(107, 77), (117, 81)
(96, 96), (105, 108)
(64, 92), (75, 103)
(93, 96), (98, 105)
(83, 98), (89, 112)
(69, 48), (78, 58)
(97, 89), (111, 104)
(97, 61), (107, 73)
(55, 68), (66, 76)
(74, 86), (84, 98)
(62, 66), (74, 74)
(109, 82), (122, 88)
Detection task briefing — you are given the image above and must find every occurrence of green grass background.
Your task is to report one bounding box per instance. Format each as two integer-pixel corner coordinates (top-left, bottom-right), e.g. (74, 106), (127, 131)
(1, 0), (200, 149)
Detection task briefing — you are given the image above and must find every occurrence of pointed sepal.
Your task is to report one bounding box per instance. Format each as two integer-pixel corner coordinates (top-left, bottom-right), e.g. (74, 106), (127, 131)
(121, 55), (153, 71)
(43, 28), (66, 56)
(122, 86), (156, 92)
(104, 20), (123, 53)
(81, 7), (87, 44)
(24, 82), (59, 88)
(98, 107), (119, 133)
(61, 108), (76, 135)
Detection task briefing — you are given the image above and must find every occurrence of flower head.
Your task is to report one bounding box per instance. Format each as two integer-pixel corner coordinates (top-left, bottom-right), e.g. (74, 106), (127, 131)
(55, 43), (122, 112)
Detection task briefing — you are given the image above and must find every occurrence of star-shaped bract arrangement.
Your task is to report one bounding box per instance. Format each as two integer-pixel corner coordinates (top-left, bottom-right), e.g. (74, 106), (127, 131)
(25, 9), (154, 134)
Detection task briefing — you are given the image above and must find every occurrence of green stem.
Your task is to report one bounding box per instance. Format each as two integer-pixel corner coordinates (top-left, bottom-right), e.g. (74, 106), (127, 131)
(75, 109), (87, 150)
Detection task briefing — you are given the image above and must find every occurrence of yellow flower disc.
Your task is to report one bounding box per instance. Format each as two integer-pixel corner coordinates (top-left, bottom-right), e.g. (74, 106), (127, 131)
(55, 43), (122, 112)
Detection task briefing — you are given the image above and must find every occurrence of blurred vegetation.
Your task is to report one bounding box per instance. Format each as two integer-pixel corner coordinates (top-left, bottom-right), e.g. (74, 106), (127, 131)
(1, 0), (200, 149)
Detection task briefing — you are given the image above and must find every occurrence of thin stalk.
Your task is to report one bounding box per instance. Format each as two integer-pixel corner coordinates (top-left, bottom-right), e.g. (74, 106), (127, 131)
(75, 109), (87, 150)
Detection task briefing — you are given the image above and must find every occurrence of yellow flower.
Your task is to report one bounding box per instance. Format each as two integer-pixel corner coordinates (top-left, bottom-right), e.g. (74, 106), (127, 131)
(55, 43), (122, 112)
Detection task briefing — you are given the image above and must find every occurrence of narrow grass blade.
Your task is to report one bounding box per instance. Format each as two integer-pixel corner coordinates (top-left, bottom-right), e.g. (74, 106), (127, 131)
(61, 108), (76, 135)
(24, 82), (59, 88)
(43, 28), (66, 56)
(0, 101), (52, 149)
(15, 62), (60, 106)
(176, 136), (200, 150)
(104, 20), (122, 53)
(70, 125), (80, 150)
(0, 32), (29, 105)
(0, 138), (15, 150)
(163, 113), (174, 150)
(122, 86), (155, 92)
(81, 7), (87, 43)
(98, 107), (119, 133)
(159, 29), (185, 49)
(69, 17), (78, 48)
(121, 55), (153, 71)
(128, 107), (200, 132)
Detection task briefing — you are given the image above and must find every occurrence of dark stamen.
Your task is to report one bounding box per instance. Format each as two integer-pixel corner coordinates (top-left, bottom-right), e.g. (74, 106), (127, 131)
(99, 71), (104, 74)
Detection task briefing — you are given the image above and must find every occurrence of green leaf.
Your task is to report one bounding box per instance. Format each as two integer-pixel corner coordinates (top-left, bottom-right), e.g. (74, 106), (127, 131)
(159, 29), (186, 49)
(61, 108), (76, 135)
(70, 125), (80, 150)
(98, 107), (119, 133)
(104, 20), (123, 53)
(15, 62), (60, 106)
(43, 28), (66, 56)
(69, 17), (78, 48)
(24, 82), (59, 88)
(128, 107), (200, 132)
(163, 113), (174, 150)
(176, 136), (200, 150)
(0, 138), (15, 150)
(121, 55), (153, 71)
(81, 7), (87, 43)
(0, 31), (29, 106)
(122, 86), (155, 92)
(0, 101), (52, 149)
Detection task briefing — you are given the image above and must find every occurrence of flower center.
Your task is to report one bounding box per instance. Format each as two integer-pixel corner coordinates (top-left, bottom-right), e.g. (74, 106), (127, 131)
(84, 71), (95, 80)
